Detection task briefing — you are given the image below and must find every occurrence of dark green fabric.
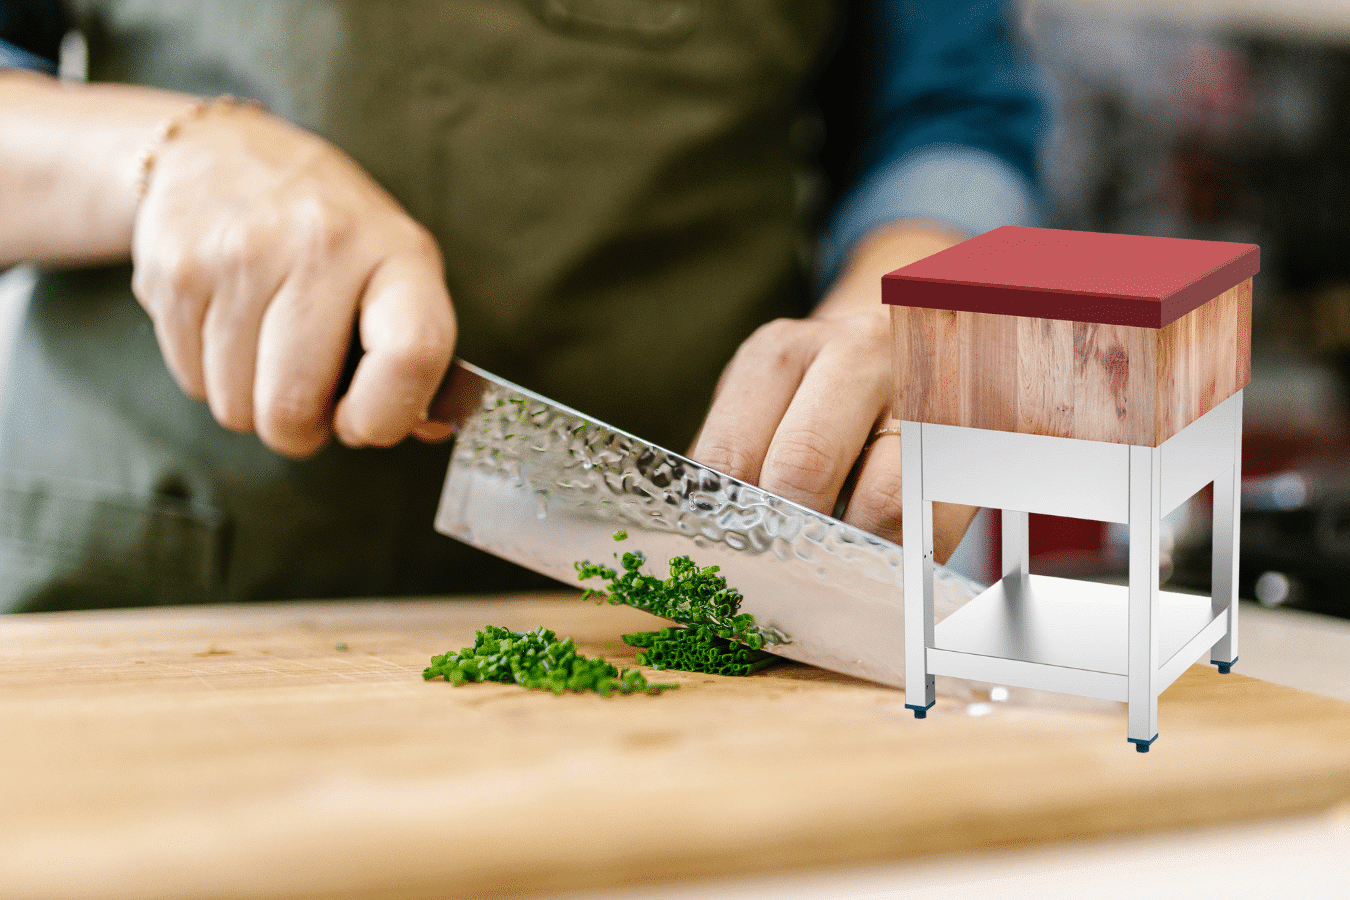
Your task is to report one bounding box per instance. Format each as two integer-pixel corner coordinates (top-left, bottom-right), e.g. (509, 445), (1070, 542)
(0, 0), (835, 611)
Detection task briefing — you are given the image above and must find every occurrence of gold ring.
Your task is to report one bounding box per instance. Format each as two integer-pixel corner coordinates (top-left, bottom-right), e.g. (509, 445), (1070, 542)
(865, 426), (905, 449)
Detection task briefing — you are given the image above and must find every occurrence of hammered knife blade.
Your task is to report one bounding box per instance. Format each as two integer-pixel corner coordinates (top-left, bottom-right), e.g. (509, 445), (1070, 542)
(429, 359), (970, 687)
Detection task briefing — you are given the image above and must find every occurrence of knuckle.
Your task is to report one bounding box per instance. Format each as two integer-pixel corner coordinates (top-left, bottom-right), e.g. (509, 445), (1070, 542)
(135, 249), (207, 312)
(720, 318), (812, 385)
(749, 317), (801, 344)
(165, 255), (207, 300)
(849, 470), (906, 533)
(742, 318), (805, 360)
(208, 238), (269, 286)
(762, 429), (840, 504)
(694, 442), (761, 484)
(385, 330), (453, 385)
(256, 391), (325, 449)
(835, 311), (891, 355)
(400, 223), (444, 266)
(209, 216), (265, 269)
(293, 198), (360, 259)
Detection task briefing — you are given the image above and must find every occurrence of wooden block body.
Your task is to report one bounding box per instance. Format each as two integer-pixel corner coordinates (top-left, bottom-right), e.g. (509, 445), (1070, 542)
(891, 278), (1252, 446)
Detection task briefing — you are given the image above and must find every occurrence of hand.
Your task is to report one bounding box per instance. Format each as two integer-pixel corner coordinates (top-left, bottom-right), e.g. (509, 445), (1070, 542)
(689, 222), (978, 563)
(130, 102), (456, 458)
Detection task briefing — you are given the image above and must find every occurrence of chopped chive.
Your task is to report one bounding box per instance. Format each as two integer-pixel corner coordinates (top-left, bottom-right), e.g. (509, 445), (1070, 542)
(424, 625), (675, 696)
(618, 625), (780, 677)
(575, 533), (788, 652)
(575, 533), (787, 677)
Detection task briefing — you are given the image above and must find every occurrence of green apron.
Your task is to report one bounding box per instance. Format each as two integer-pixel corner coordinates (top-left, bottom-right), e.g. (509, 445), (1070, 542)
(0, 0), (835, 612)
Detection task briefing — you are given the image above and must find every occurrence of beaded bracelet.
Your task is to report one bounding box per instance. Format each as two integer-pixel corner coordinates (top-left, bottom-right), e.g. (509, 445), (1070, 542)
(135, 94), (264, 200)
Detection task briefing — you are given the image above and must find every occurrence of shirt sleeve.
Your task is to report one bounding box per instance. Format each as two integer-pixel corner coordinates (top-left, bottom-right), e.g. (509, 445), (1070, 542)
(816, 0), (1047, 293)
(0, 0), (68, 75)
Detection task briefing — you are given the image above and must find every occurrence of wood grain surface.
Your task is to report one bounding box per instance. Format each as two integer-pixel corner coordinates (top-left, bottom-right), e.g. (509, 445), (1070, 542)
(2, 594), (1348, 900)
(892, 279), (1253, 445)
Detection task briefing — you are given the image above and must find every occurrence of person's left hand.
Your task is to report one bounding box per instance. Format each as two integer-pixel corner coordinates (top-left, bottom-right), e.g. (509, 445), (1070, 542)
(688, 221), (978, 564)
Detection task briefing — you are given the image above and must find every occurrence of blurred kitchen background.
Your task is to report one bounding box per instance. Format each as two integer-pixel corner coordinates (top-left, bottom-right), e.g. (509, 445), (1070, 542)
(4, 0), (1350, 618)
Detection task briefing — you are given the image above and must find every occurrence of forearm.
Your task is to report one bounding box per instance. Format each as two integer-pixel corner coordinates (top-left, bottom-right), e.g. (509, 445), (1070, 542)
(0, 69), (195, 267)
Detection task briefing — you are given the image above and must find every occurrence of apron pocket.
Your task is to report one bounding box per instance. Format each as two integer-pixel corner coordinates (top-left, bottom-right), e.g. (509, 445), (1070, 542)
(0, 476), (225, 612)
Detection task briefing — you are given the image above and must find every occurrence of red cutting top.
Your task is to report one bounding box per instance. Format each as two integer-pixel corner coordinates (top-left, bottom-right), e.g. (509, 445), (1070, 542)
(881, 226), (1260, 329)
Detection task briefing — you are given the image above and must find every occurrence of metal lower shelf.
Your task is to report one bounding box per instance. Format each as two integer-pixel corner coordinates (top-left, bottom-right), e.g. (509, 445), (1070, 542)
(929, 574), (1228, 702)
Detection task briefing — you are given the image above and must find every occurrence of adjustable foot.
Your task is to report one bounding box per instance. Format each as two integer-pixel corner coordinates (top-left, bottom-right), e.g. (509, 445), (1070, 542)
(1128, 734), (1158, 753)
(906, 702), (934, 720)
(1211, 656), (1238, 675)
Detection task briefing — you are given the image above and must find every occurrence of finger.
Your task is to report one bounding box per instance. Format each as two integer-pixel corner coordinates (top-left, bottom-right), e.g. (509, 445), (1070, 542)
(132, 249), (212, 400)
(932, 502), (980, 565)
(412, 419), (456, 443)
(333, 248), (456, 449)
(688, 319), (820, 483)
(199, 252), (284, 435)
(251, 263), (360, 458)
(844, 434), (979, 562)
(758, 316), (891, 514)
(840, 430), (905, 543)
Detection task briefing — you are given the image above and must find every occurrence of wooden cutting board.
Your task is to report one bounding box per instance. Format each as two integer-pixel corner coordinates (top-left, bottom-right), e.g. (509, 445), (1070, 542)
(3, 595), (1350, 900)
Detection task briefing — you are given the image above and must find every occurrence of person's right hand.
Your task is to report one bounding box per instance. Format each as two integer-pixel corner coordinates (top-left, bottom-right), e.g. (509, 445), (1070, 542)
(130, 101), (456, 459)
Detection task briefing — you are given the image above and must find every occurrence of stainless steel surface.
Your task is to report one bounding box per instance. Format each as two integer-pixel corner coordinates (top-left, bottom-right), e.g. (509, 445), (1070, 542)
(432, 360), (971, 688)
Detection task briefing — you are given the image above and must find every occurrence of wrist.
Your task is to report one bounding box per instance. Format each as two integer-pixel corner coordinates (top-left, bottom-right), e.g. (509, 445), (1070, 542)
(135, 95), (266, 202)
(0, 76), (208, 266)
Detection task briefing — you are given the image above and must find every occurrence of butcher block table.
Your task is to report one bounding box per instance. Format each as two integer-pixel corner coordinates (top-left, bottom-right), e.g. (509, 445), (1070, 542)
(886, 227), (1260, 750)
(3, 595), (1350, 900)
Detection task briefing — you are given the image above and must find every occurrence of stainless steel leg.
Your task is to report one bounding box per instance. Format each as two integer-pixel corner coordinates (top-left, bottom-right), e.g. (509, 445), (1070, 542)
(1211, 392), (1243, 672)
(1128, 444), (1162, 751)
(902, 421), (935, 717)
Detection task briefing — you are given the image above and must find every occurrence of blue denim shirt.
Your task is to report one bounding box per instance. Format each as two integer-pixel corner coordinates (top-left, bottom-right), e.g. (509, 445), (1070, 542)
(816, 0), (1044, 290)
(0, 0), (62, 73)
(1, 0), (1044, 292)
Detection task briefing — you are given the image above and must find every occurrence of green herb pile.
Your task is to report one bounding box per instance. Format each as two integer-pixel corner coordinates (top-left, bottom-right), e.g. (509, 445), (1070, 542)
(423, 625), (675, 697)
(575, 531), (783, 676)
(622, 626), (778, 676)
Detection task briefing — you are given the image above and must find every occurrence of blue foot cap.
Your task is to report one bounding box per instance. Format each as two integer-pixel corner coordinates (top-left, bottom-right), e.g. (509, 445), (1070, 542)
(1211, 656), (1238, 675)
(1128, 734), (1159, 753)
(906, 702), (935, 720)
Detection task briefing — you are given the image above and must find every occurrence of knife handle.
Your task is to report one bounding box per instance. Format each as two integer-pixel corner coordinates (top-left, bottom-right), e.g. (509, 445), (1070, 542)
(426, 360), (488, 427)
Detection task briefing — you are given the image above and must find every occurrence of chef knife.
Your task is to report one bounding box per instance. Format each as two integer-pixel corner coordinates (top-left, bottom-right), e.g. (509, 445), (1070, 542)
(428, 359), (972, 688)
